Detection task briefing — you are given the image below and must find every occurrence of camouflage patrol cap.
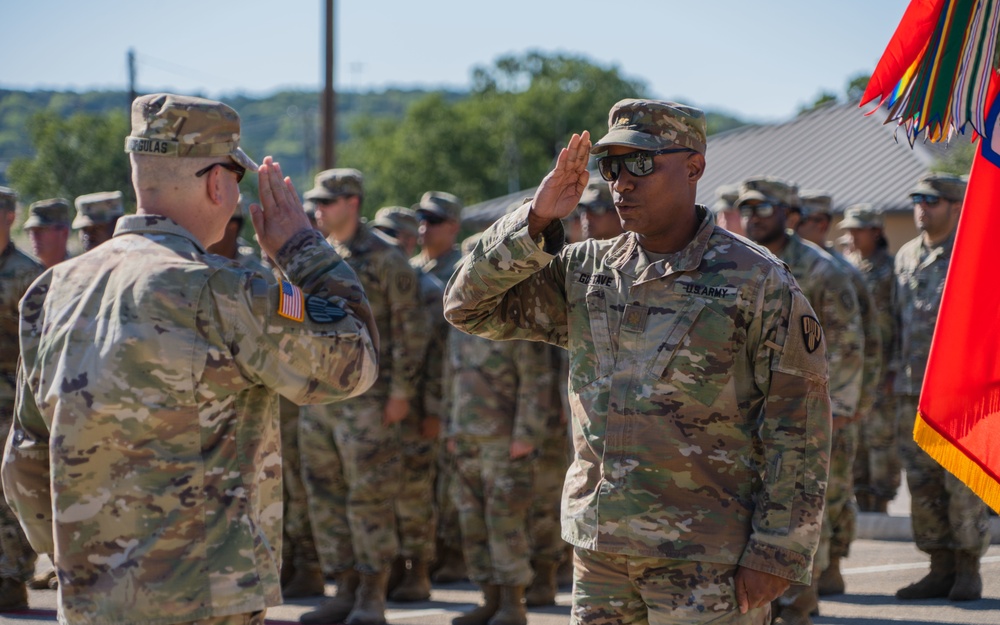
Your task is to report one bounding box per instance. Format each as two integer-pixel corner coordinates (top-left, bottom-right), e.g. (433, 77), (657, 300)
(909, 173), (967, 202)
(72, 191), (124, 229)
(591, 99), (707, 155)
(711, 183), (739, 214)
(735, 176), (799, 209)
(838, 203), (884, 229)
(303, 168), (364, 202)
(415, 191), (463, 222)
(24, 198), (72, 229)
(798, 190), (833, 218)
(578, 179), (615, 215)
(371, 206), (419, 238)
(0, 186), (16, 212)
(125, 93), (258, 172)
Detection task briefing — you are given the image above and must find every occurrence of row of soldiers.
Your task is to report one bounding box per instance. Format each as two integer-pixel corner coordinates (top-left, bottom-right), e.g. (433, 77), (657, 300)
(704, 173), (990, 625)
(0, 161), (991, 625)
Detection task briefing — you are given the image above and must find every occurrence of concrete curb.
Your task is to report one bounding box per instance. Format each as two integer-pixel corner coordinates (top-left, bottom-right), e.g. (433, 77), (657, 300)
(856, 512), (1000, 543)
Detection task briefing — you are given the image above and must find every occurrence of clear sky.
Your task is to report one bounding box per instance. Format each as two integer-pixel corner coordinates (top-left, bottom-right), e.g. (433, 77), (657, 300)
(2, 0), (909, 122)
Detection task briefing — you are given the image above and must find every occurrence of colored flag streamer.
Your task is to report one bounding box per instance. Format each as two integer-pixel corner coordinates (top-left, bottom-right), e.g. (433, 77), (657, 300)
(863, 0), (1000, 513)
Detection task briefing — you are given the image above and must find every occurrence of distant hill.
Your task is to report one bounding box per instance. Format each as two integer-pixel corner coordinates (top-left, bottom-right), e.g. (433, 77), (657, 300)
(0, 88), (750, 188)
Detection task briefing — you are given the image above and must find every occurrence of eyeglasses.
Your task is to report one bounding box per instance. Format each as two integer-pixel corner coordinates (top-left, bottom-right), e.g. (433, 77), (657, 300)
(195, 161), (246, 184)
(596, 147), (694, 182)
(739, 202), (777, 219)
(910, 193), (941, 206)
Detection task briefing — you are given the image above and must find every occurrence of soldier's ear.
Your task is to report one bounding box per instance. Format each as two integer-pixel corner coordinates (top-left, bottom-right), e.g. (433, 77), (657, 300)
(687, 153), (706, 183)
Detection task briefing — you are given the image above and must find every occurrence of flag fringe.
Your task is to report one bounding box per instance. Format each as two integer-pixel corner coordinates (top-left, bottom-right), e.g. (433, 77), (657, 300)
(915, 411), (1000, 515)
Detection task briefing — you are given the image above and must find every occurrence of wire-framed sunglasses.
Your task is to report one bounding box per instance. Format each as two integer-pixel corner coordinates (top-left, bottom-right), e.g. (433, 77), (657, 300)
(596, 147), (694, 182)
(196, 161), (247, 184)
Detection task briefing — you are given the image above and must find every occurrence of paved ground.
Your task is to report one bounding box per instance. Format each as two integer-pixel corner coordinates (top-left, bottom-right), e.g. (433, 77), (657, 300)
(5, 540), (1000, 625)
(5, 473), (1000, 624)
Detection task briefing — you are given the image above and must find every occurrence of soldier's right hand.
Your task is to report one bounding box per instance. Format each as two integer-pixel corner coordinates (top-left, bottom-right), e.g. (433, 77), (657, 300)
(250, 156), (314, 261)
(527, 131), (592, 238)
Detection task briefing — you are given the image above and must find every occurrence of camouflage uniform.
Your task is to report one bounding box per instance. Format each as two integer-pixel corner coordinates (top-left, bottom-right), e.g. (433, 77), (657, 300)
(893, 231), (989, 556)
(445, 331), (557, 586)
(841, 205), (899, 507)
(410, 244), (465, 569)
(0, 187), (44, 589)
(300, 221), (427, 575)
(73, 191), (125, 252)
(4, 214), (378, 624)
(2, 93), (379, 625)
(395, 269), (445, 564)
(444, 198), (832, 622)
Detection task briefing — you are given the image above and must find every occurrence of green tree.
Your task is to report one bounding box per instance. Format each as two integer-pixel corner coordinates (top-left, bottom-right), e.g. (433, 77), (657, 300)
(338, 51), (647, 214)
(7, 110), (133, 209)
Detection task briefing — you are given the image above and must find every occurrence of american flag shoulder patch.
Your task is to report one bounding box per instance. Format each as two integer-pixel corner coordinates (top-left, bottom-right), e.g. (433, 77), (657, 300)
(278, 280), (305, 322)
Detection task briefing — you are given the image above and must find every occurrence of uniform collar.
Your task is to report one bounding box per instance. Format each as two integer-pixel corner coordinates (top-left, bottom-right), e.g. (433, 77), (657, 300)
(114, 214), (206, 253)
(608, 205), (715, 283)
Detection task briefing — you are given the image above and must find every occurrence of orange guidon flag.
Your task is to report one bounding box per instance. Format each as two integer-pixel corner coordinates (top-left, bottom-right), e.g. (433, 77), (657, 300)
(916, 71), (1000, 514)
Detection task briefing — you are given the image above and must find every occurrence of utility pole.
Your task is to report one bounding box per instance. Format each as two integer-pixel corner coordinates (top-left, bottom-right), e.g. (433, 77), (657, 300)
(127, 48), (137, 110)
(321, 0), (336, 169)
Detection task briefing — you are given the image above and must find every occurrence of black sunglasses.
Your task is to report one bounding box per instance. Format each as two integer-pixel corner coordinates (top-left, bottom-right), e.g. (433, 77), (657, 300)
(739, 202), (778, 219)
(196, 161), (246, 184)
(910, 193), (941, 206)
(596, 147), (694, 182)
(419, 212), (447, 226)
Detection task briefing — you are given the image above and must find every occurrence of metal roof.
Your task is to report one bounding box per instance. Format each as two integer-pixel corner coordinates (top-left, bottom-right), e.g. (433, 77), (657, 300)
(463, 102), (959, 229)
(695, 102), (953, 214)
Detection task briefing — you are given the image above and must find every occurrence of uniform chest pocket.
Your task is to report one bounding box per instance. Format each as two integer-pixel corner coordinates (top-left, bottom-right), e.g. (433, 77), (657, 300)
(569, 288), (616, 391)
(647, 300), (736, 406)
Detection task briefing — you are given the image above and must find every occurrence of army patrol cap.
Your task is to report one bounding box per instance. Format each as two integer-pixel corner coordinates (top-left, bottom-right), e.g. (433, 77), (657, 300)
(838, 203), (884, 229)
(711, 183), (739, 214)
(73, 191), (124, 228)
(24, 198), (72, 229)
(735, 176), (799, 209)
(798, 190), (833, 218)
(125, 93), (258, 172)
(578, 180), (615, 215)
(415, 191), (463, 222)
(371, 206), (419, 238)
(591, 99), (707, 155)
(304, 168), (364, 202)
(0, 186), (16, 212)
(909, 173), (967, 202)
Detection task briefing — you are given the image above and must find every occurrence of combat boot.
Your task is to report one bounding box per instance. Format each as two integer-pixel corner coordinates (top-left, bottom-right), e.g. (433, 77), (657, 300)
(453, 585), (500, 625)
(300, 569), (360, 624)
(772, 582), (817, 625)
(27, 569), (57, 590)
(948, 551), (983, 601)
(855, 491), (873, 512)
(896, 549), (955, 600)
(432, 546), (467, 583)
(281, 554), (296, 588)
(390, 559), (431, 602)
(0, 578), (28, 612)
(524, 559), (558, 606)
(487, 586), (526, 625)
(386, 555), (406, 596)
(346, 569), (390, 625)
(872, 496), (891, 514)
(817, 556), (845, 596)
(282, 561), (326, 599)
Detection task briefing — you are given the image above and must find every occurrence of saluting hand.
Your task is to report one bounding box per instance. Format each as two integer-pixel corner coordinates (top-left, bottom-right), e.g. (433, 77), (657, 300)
(527, 131), (592, 238)
(250, 156), (314, 261)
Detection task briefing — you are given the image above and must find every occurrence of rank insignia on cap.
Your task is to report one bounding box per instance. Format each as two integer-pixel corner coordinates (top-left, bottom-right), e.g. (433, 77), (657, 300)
(307, 296), (348, 324)
(801, 315), (823, 353)
(278, 280), (304, 322)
